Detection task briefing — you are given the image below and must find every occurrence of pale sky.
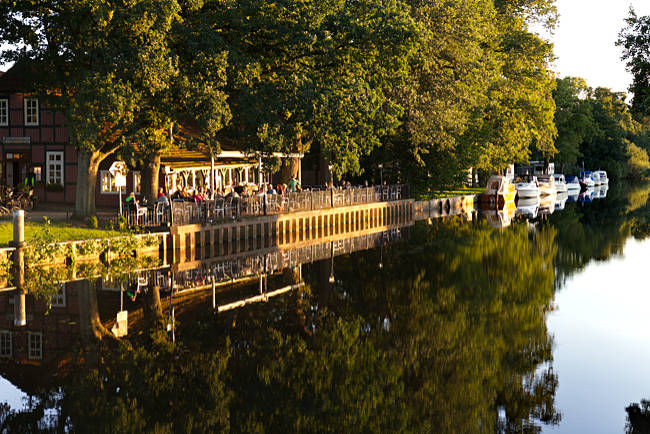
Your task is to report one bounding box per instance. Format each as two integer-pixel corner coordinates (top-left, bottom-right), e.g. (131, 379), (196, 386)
(549, 1), (650, 94)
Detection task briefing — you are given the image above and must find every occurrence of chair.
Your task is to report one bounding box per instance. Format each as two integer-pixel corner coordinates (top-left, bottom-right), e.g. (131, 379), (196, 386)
(135, 203), (148, 225)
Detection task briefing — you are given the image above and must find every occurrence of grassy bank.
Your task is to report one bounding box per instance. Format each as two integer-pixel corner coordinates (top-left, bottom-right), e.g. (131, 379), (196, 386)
(415, 187), (484, 201)
(0, 221), (121, 246)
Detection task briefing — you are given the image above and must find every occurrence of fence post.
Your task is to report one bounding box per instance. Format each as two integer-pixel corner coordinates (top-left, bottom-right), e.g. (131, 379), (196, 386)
(11, 210), (26, 326)
(330, 189), (334, 208)
(310, 191), (314, 210)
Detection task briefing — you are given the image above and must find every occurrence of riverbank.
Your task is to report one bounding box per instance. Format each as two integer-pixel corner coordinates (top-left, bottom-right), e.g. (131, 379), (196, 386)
(0, 220), (121, 246)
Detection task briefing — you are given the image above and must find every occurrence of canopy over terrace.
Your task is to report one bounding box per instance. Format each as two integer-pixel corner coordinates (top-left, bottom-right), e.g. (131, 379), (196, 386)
(161, 144), (304, 194)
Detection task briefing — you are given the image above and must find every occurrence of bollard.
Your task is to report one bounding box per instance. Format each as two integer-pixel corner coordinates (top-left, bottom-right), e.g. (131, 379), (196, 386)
(11, 210), (26, 327)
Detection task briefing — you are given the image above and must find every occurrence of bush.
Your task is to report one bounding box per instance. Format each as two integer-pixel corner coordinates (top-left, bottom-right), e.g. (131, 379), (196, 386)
(88, 215), (98, 229)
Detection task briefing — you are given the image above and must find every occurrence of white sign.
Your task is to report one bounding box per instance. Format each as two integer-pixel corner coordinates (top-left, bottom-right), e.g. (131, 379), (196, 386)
(2, 137), (30, 144)
(111, 310), (128, 337)
(109, 161), (127, 187)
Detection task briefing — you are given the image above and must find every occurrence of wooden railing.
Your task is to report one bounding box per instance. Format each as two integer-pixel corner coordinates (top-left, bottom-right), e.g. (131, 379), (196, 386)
(152, 184), (408, 227)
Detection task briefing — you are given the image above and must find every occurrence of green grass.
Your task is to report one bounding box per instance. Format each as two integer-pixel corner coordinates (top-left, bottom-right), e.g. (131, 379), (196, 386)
(416, 187), (484, 201)
(0, 221), (122, 246)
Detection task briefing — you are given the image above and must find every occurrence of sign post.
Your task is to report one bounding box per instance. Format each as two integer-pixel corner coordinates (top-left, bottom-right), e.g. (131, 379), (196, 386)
(109, 161), (127, 215)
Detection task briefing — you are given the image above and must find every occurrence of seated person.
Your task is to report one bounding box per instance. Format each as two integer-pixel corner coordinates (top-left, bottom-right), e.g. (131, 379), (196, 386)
(157, 188), (169, 206)
(125, 192), (138, 211)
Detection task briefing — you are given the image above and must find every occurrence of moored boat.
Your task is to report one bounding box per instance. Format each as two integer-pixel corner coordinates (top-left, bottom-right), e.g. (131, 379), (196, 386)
(553, 174), (568, 194)
(514, 176), (540, 199)
(482, 175), (517, 207)
(593, 170), (609, 185)
(565, 175), (581, 193)
(579, 171), (595, 189)
(537, 175), (557, 197)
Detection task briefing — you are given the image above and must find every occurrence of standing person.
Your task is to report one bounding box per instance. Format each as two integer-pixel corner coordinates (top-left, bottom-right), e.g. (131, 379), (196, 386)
(24, 166), (36, 192)
(288, 175), (300, 192)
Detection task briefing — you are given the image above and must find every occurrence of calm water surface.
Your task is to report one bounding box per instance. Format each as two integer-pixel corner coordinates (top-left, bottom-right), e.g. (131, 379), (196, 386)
(0, 183), (649, 432)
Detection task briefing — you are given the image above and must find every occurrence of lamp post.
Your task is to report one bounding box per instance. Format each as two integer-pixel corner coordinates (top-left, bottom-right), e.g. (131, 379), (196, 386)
(328, 164), (333, 187)
(378, 163), (383, 185)
(329, 242), (335, 283)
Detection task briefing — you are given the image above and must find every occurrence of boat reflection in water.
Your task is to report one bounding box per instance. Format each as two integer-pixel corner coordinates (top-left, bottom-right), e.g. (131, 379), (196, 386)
(483, 201), (517, 229)
(555, 191), (569, 211)
(579, 188), (595, 203)
(566, 192), (580, 203)
(539, 194), (557, 216)
(593, 184), (608, 199)
(516, 197), (540, 220)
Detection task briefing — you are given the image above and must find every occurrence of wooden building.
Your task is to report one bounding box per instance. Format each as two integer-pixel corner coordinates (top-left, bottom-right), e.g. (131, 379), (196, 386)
(0, 63), (303, 208)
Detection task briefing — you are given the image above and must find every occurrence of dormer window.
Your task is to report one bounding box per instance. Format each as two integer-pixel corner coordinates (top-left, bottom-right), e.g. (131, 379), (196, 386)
(24, 98), (39, 126)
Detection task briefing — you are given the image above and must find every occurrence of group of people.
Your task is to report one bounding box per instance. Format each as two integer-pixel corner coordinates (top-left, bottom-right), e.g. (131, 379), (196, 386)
(124, 174), (307, 211)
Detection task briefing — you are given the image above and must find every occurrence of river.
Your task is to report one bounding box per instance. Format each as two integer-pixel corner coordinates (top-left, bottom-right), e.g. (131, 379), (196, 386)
(0, 182), (648, 432)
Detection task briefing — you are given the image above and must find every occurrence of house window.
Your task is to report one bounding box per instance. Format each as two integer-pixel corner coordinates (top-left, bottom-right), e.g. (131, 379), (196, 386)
(50, 285), (66, 308)
(0, 331), (11, 358)
(100, 170), (125, 194)
(133, 171), (141, 194)
(24, 98), (39, 126)
(0, 99), (8, 126)
(46, 151), (64, 186)
(28, 332), (42, 360)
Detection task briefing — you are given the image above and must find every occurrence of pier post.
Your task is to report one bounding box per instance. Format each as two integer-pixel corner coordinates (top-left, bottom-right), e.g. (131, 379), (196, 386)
(11, 210), (26, 326)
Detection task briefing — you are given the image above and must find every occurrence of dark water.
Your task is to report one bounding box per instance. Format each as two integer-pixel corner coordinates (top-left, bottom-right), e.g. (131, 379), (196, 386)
(0, 183), (649, 433)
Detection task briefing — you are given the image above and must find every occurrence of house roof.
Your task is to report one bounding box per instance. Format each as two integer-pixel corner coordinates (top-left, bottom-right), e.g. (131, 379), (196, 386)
(0, 61), (37, 93)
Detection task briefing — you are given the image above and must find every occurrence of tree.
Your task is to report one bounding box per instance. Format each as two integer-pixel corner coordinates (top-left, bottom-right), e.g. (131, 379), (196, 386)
(200, 0), (415, 180)
(618, 8), (650, 118)
(552, 77), (595, 169)
(0, 0), (231, 213)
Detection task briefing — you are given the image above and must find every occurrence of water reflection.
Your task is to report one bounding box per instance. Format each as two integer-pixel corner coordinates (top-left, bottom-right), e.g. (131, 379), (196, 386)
(0, 182), (648, 432)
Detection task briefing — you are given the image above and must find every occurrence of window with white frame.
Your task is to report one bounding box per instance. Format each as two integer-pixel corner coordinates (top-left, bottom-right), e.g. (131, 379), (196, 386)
(50, 284), (66, 308)
(133, 171), (141, 194)
(28, 332), (42, 360)
(46, 151), (64, 186)
(0, 99), (8, 126)
(0, 331), (11, 358)
(100, 170), (125, 194)
(24, 98), (39, 126)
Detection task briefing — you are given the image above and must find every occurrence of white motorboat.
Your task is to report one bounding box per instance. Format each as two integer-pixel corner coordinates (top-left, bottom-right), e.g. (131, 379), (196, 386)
(537, 175), (557, 197)
(579, 171), (595, 189)
(593, 170), (609, 185)
(482, 175), (517, 207)
(516, 196), (540, 219)
(592, 172), (602, 186)
(553, 174), (568, 194)
(514, 176), (540, 199)
(565, 175), (581, 193)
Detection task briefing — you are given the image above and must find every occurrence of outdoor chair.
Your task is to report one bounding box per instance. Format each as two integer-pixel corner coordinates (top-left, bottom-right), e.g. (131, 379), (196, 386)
(135, 203), (148, 225)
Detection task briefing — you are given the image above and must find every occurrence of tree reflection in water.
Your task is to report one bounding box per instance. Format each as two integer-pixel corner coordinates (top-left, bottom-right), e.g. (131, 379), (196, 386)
(5, 182), (650, 433)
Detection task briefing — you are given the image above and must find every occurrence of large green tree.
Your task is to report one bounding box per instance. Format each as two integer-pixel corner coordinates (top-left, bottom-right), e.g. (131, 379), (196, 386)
(0, 0), (231, 213)
(552, 77), (595, 169)
(196, 0), (415, 180)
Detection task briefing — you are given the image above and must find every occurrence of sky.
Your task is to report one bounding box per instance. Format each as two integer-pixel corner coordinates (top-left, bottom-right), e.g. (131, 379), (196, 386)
(549, 1), (650, 94)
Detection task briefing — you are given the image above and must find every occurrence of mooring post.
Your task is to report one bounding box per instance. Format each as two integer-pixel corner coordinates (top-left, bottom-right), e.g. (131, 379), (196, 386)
(11, 210), (26, 327)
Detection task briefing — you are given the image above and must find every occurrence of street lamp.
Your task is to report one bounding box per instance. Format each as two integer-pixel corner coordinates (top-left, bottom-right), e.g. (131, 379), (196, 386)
(328, 164), (333, 187)
(378, 163), (383, 185)
(329, 242), (335, 283)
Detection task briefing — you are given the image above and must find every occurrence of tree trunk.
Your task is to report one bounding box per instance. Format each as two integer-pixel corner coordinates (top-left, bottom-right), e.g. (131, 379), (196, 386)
(74, 150), (102, 219)
(141, 153), (161, 203)
(278, 157), (300, 185)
